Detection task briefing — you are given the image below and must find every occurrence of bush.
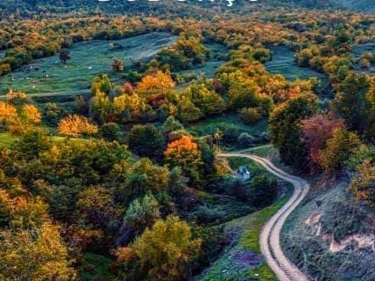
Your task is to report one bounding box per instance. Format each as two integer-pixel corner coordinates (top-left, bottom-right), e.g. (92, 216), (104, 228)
(248, 175), (278, 208)
(238, 133), (256, 147)
(99, 122), (120, 142)
(239, 107), (262, 124)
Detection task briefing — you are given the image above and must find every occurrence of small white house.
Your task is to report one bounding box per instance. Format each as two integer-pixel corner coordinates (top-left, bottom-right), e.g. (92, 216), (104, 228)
(237, 166), (251, 181)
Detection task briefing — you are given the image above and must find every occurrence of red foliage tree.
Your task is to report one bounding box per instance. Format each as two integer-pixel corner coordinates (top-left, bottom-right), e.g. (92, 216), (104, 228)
(301, 112), (345, 171)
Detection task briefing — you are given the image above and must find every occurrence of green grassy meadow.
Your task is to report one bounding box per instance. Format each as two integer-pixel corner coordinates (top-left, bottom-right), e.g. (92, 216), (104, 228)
(0, 32), (178, 95)
(265, 47), (328, 80)
(176, 43), (228, 78)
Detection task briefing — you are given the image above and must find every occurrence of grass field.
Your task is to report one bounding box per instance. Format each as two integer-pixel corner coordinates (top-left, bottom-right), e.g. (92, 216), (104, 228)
(0, 132), (88, 148)
(352, 42), (375, 75)
(189, 115), (268, 136)
(265, 46), (328, 82)
(176, 43), (228, 78)
(0, 32), (178, 95)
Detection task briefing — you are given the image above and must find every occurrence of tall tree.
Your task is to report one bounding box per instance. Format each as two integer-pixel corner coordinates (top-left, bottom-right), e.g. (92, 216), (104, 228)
(127, 124), (164, 159)
(319, 128), (361, 174)
(333, 72), (370, 132)
(301, 112), (345, 171)
(269, 94), (318, 168)
(116, 216), (201, 281)
(0, 221), (76, 280)
(59, 48), (71, 65)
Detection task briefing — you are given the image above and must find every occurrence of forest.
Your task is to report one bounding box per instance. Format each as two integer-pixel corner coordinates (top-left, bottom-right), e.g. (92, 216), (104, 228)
(2, 0), (375, 281)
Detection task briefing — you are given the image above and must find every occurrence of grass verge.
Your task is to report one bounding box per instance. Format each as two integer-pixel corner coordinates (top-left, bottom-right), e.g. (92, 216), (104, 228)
(197, 159), (293, 281)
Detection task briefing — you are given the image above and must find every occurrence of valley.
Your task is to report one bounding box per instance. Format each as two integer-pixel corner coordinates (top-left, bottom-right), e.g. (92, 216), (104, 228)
(1, 1), (375, 281)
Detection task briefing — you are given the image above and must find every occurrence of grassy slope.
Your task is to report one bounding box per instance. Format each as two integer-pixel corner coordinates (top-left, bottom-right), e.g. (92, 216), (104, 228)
(0, 32), (177, 95)
(282, 180), (375, 281)
(176, 43), (228, 79)
(198, 192), (291, 281)
(0, 132), (88, 148)
(189, 115), (268, 136)
(265, 46), (330, 96)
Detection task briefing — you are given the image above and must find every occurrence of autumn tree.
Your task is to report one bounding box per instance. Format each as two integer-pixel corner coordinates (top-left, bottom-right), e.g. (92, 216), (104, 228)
(58, 114), (98, 137)
(117, 216), (201, 281)
(137, 70), (175, 94)
(112, 57), (124, 72)
(0, 101), (18, 128)
(164, 135), (203, 184)
(270, 94), (318, 168)
(301, 112), (345, 171)
(76, 186), (116, 229)
(21, 104), (42, 124)
(349, 160), (375, 207)
(319, 128), (361, 174)
(0, 221), (76, 280)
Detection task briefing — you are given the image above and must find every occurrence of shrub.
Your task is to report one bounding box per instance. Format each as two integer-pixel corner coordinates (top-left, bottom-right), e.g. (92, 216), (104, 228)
(239, 107), (262, 124)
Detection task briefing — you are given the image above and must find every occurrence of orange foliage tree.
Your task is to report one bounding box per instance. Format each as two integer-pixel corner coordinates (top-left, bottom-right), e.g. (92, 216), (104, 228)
(164, 135), (202, 183)
(137, 71), (175, 94)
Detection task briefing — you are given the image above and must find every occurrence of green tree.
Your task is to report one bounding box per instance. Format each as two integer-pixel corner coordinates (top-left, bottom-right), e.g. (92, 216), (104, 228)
(91, 74), (113, 96)
(123, 194), (160, 235)
(162, 116), (184, 134)
(248, 175), (278, 208)
(99, 122), (120, 142)
(333, 72), (370, 132)
(269, 94), (318, 168)
(127, 124), (164, 159)
(121, 158), (169, 203)
(59, 48), (71, 64)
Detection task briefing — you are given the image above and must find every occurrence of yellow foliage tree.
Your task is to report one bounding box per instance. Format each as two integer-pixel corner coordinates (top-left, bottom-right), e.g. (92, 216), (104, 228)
(117, 215), (201, 281)
(0, 221), (77, 281)
(58, 114), (98, 137)
(0, 101), (18, 126)
(22, 104), (42, 124)
(349, 160), (375, 207)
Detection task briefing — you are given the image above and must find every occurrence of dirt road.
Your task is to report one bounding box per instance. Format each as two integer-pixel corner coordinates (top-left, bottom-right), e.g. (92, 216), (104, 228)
(218, 152), (310, 281)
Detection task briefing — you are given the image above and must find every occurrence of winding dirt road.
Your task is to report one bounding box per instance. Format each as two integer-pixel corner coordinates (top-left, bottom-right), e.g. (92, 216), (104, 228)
(218, 152), (310, 281)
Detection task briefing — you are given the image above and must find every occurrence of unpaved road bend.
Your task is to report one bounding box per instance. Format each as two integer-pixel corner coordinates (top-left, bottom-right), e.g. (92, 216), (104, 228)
(218, 152), (310, 281)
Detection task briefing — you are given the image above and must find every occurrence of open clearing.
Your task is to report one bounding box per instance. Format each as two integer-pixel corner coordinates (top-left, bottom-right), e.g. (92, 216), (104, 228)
(265, 46), (328, 81)
(176, 43), (228, 78)
(0, 32), (178, 95)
